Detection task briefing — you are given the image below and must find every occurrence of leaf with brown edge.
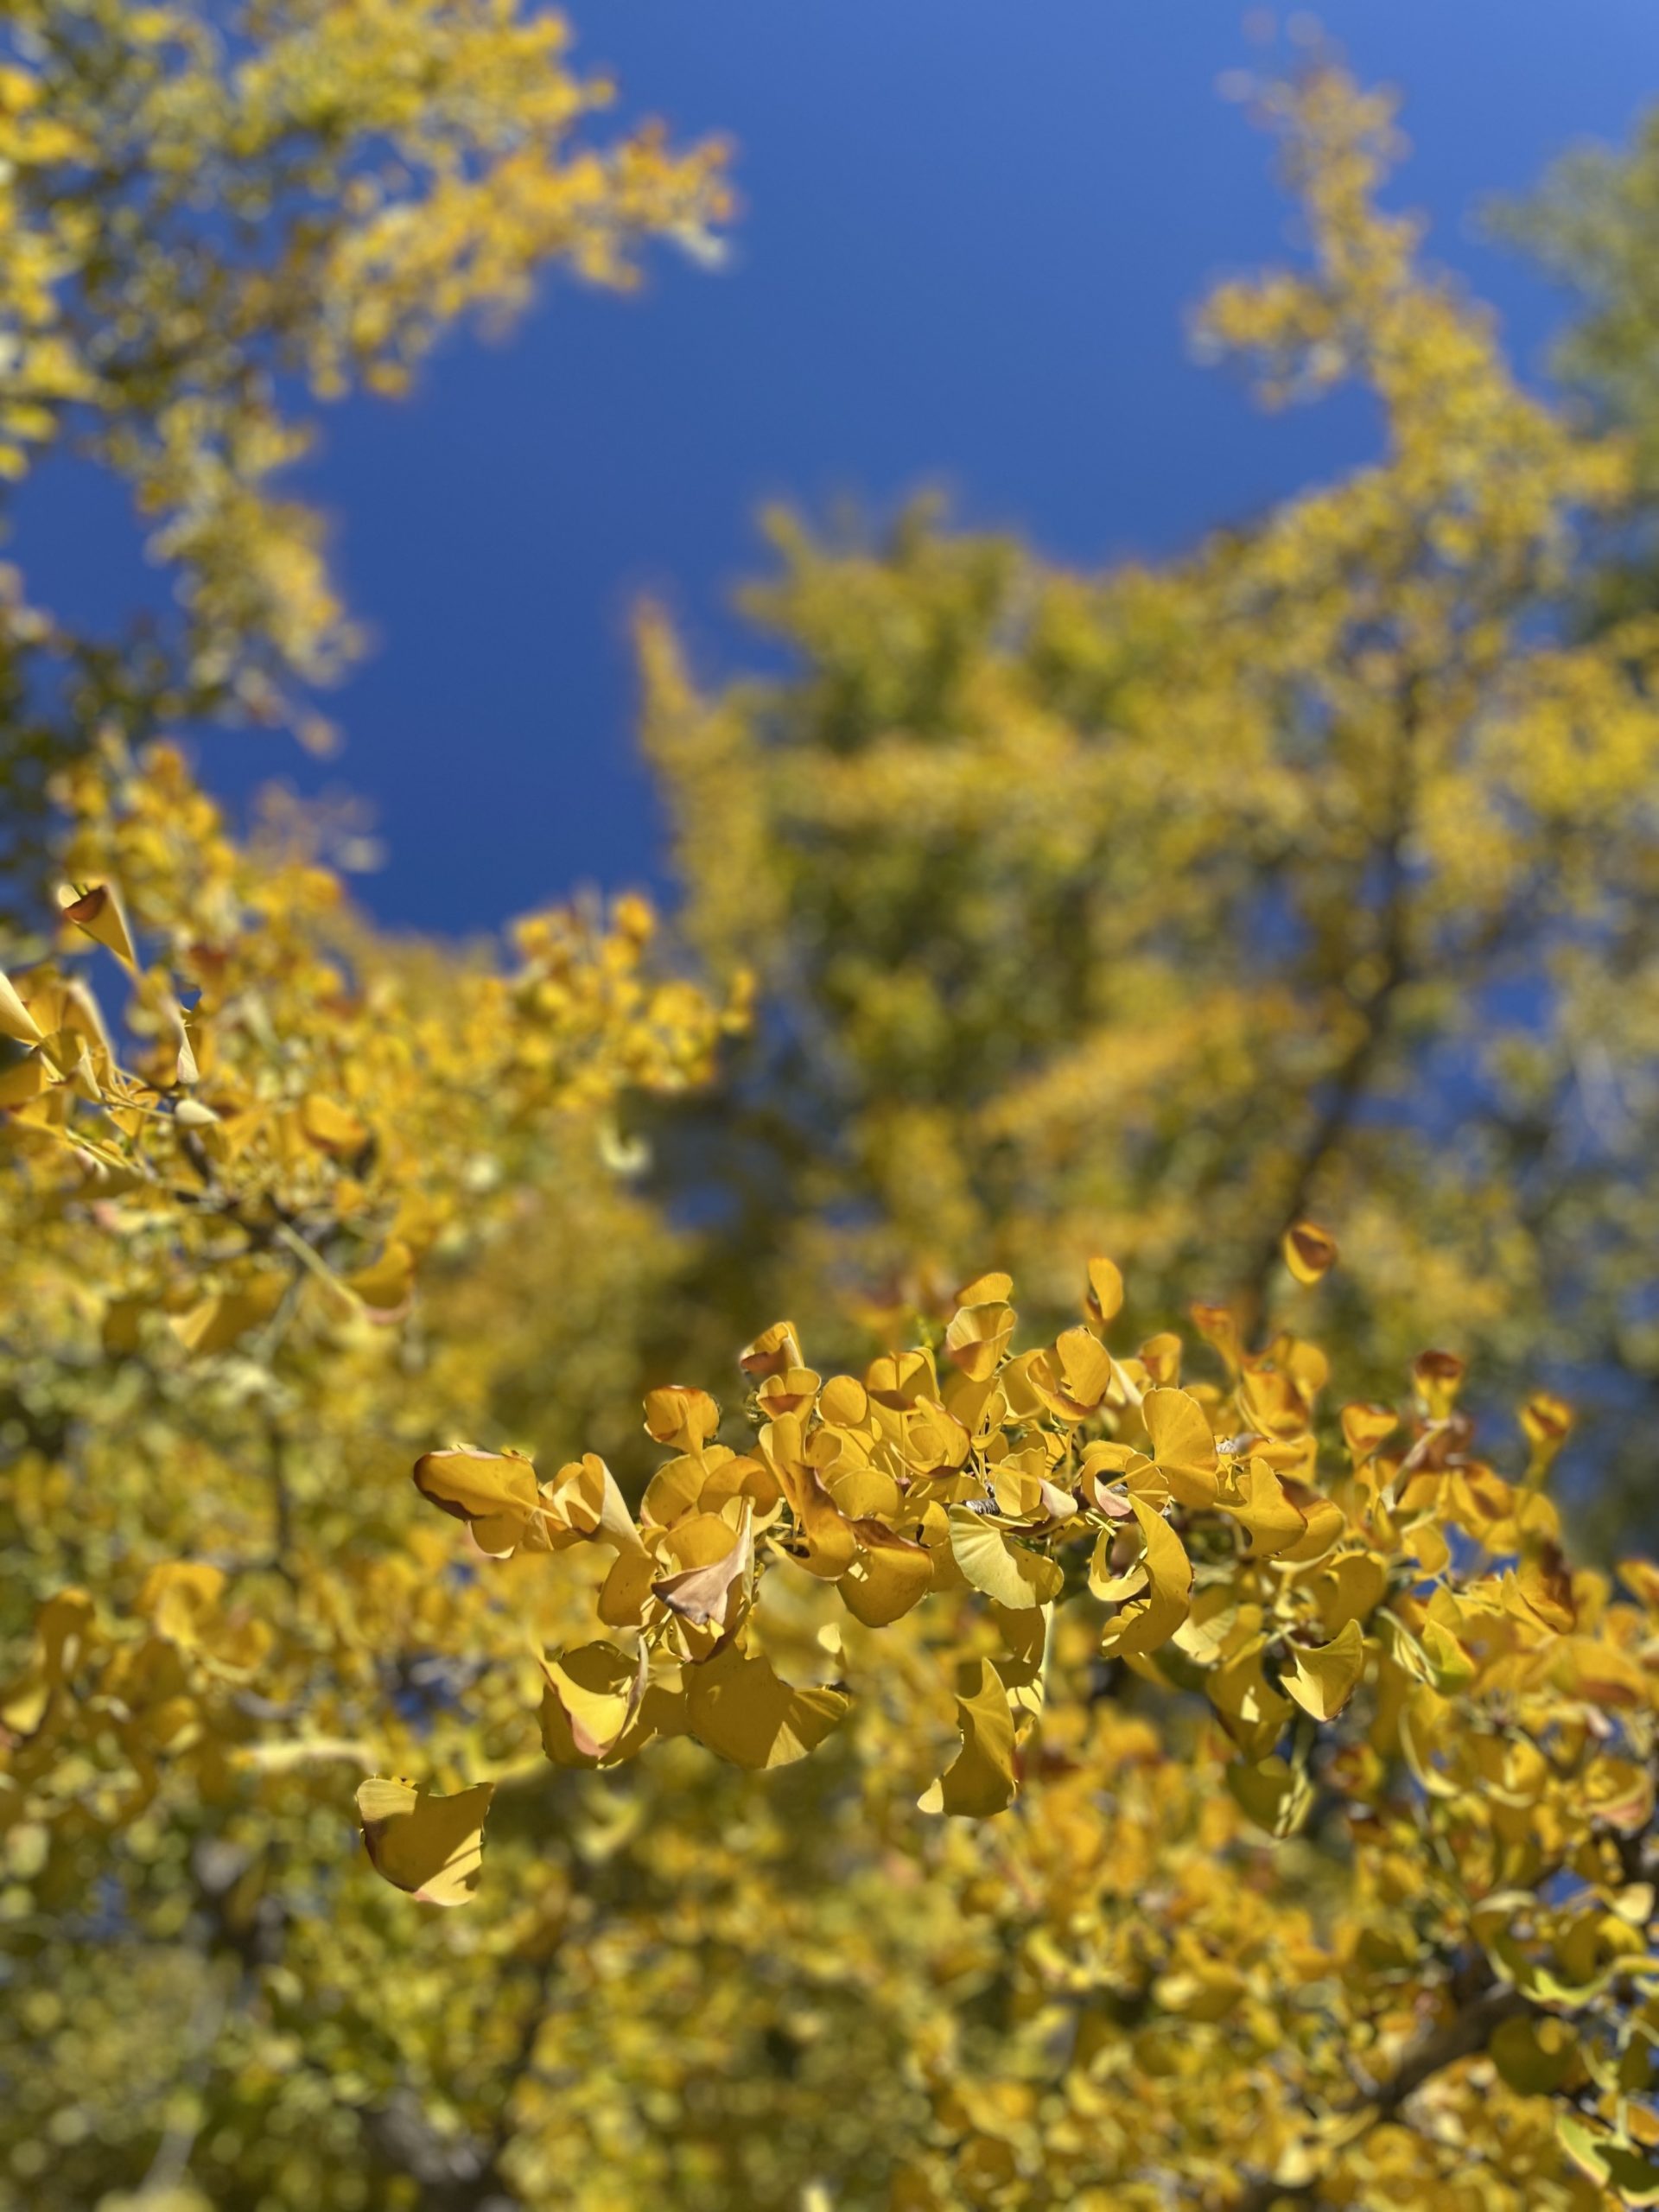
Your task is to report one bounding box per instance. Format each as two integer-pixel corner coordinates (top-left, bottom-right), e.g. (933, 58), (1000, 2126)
(652, 1501), (754, 1629)
(356, 1777), (493, 1907)
(60, 883), (137, 969)
(412, 1446), (540, 1559)
(540, 1641), (649, 1766)
(739, 1318), (804, 1377)
(1281, 1219), (1338, 1286)
(918, 1659), (1017, 1817)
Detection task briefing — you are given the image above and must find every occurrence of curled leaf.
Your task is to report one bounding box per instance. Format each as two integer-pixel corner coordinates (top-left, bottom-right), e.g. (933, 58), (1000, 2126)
(918, 1659), (1017, 1818)
(1280, 1617), (1366, 1720)
(1281, 1219), (1338, 1286)
(357, 1777), (493, 1907)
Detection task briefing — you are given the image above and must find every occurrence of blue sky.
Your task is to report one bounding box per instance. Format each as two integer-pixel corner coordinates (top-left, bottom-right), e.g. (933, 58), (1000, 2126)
(19, 0), (1659, 931)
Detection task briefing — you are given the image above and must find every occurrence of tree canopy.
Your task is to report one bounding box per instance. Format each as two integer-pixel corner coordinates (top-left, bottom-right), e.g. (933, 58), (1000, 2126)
(6, 25), (1659, 2212)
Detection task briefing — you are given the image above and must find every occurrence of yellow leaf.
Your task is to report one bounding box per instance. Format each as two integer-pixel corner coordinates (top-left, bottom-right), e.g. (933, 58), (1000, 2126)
(644, 1383), (721, 1451)
(1085, 1255), (1124, 1328)
(60, 883), (137, 969)
(1217, 1456), (1306, 1557)
(944, 1299), (1015, 1382)
(412, 1446), (539, 1558)
(683, 1642), (849, 1770)
(838, 1522), (934, 1626)
(1143, 1387), (1219, 1507)
(0, 965), (42, 1047)
(652, 1502), (754, 1629)
(300, 1094), (370, 1155)
(169, 1272), (287, 1357)
(1280, 1618), (1366, 1720)
(948, 1508), (1064, 1610)
(739, 1319), (805, 1377)
(1098, 1495), (1192, 1656)
(1281, 1219), (1338, 1285)
(1225, 1755), (1313, 1840)
(918, 1659), (1017, 1817)
(540, 1641), (648, 1765)
(356, 1777), (493, 1907)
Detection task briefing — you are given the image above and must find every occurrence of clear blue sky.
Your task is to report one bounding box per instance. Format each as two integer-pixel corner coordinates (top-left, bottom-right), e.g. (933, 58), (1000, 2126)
(19, 1), (1659, 931)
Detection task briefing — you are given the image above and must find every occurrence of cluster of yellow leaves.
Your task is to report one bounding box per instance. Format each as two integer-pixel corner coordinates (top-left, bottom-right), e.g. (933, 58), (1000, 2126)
(0, 733), (743, 1891)
(0, 736), (741, 1364)
(391, 1243), (1659, 2204)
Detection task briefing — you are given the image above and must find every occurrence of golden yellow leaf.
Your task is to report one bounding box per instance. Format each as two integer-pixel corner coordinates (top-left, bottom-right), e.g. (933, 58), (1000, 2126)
(1281, 1219), (1338, 1285)
(412, 1446), (539, 1558)
(948, 1508), (1064, 1610)
(1142, 1387), (1220, 1507)
(356, 1777), (493, 1907)
(838, 1522), (934, 1626)
(682, 1642), (849, 1770)
(1280, 1618), (1366, 1720)
(60, 883), (137, 969)
(918, 1659), (1017, 1818)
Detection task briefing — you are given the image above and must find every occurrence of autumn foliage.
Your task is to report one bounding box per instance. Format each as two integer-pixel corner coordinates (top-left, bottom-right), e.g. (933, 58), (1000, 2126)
(8, 11), (1659, 2212)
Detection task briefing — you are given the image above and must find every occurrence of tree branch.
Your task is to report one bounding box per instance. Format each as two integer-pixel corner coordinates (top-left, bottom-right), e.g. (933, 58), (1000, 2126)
(1239, 676), (1423, 1325)
(1230, 1984), (1532, 2211)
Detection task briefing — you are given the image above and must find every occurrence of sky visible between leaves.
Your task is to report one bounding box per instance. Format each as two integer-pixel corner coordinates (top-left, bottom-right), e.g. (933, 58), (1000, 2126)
(15, 0), (1659, 932)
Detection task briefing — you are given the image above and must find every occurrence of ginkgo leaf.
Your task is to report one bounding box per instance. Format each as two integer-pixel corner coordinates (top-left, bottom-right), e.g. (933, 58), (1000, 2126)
(763, 1419), (859, 1578)
(1280, 1618), (1366, 1720)
(944, 1299), (1015, 1382)
(948, 1508), (1064, 1610)
(644, 1384), (721, 1451)
(918, 1659), (1017, 1818)
(1225, 1755), (1313, 1840)
(1027, 1325), (1114, 1419)
(412, 1446), (541, 1557)
(1558, 2117), (1659, 2204)
(1142, 1387), (1219, 1507)
(540, 1641), (648, 1765)
(1085, 1255), (1124, 1329)
(170, 1273), (288, 1357)
(1281, 1219), (1338, 1285)
(300, 1094), (370, 1155)
(683, 1642), (849, 1770)
(1340, 1401), (1398, 1464)
(60, 883), (137, 969)
(0, 967), (42, 1048)
(652, 1503), (754, 1628)
(1098, 1495), (1192, 1656)
(356, 1777), (493, 1907)
(739, 1319), (804, 1377)
(838, 1522), (934, 1626)
(1217, 1457), (1306, 1556)
(1491, 2013), (1575, 2094)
